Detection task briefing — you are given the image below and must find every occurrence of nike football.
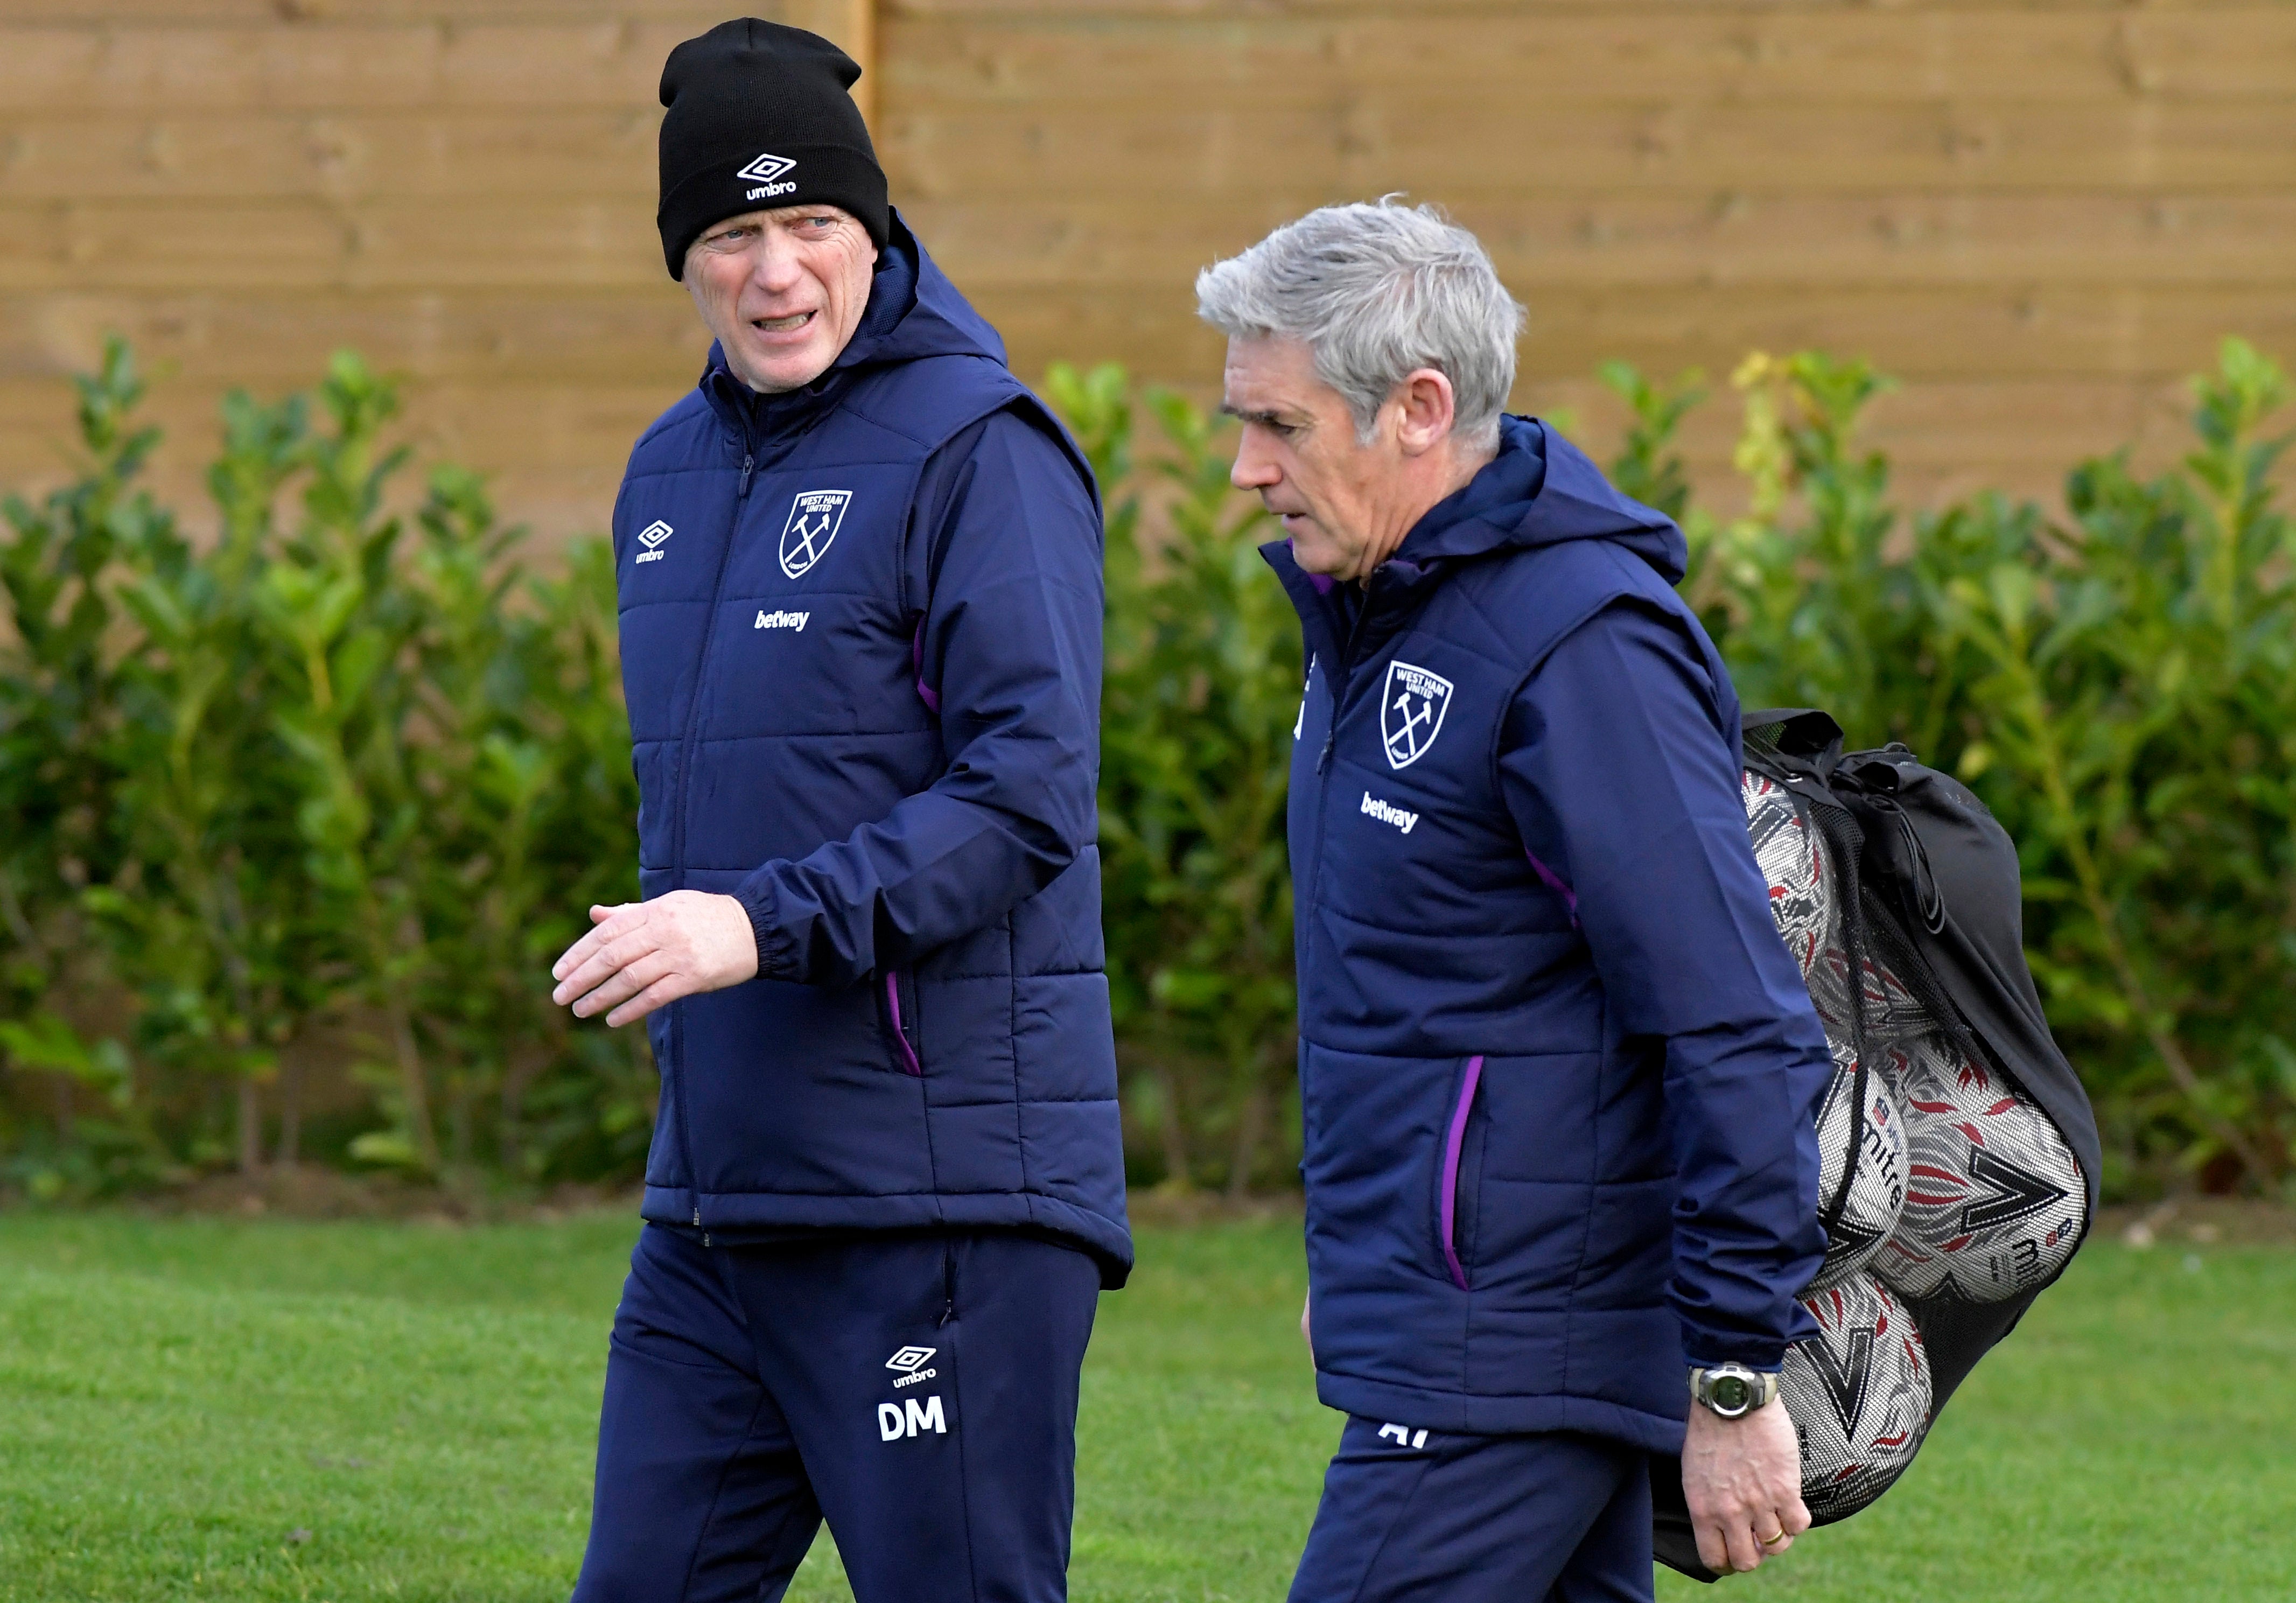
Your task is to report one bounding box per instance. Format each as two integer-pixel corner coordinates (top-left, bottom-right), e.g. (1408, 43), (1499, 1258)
(1872, 1031), (2087, 1303)
(1782, 1271), (1932, 1520)
(1809, 1044), (1909, 1291)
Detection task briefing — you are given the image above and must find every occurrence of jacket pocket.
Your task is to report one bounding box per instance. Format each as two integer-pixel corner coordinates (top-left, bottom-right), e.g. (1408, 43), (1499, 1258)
(1437, 1055), (1485, 1290)
(878, 969), (925, 1077)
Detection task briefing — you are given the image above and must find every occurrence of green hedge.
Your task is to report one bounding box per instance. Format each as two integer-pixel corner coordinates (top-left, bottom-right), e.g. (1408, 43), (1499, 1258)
(0, 339), (2288, 1201)
(1674, 344), (2294, 1201)
(0, 346), (650, 1195)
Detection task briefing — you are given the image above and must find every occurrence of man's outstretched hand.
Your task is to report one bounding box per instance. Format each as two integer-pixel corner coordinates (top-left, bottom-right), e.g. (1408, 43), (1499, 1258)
(1682, 1395), (1808, 1576)
(550, 892), (760, 1028)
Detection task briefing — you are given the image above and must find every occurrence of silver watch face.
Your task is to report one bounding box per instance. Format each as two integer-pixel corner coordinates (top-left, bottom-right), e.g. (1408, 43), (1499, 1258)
(1707, 1372), (1755, 1416)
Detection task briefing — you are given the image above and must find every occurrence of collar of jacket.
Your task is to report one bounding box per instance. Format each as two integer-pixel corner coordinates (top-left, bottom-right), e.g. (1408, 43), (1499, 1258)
(1261, 416), (1688, 652)
(1257, 416), (1543, 668)
(1394, 416), (1685, 579)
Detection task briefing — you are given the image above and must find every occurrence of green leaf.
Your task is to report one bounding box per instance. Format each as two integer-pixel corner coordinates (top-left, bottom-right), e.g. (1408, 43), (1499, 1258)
(347, 1130), (422, 1168)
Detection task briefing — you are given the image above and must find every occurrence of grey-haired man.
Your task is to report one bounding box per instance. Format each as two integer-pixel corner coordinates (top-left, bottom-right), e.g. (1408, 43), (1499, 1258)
(1203, 200), (1832, 1599)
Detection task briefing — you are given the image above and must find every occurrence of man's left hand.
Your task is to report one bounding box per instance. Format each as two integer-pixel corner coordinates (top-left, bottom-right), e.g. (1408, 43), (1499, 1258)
(1682, 1395), (1808, 1576)
(550, 892), (760, 1027)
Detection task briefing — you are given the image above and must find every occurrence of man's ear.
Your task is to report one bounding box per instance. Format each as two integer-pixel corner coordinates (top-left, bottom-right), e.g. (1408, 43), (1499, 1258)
(1391, 368), (1458, 458)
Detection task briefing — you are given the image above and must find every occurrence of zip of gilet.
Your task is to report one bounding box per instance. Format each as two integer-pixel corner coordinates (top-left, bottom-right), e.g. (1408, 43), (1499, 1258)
(1302, 576), (1397, 971)
(666, 385), (765, 1222)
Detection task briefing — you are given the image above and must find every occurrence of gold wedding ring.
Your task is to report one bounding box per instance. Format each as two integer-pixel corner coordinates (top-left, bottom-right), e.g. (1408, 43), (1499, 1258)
(1759, 1528), (1790, 1546)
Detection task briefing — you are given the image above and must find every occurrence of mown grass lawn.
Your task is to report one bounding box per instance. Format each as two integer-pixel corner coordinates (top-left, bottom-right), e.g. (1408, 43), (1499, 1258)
(0, 1209), (2283, 1601)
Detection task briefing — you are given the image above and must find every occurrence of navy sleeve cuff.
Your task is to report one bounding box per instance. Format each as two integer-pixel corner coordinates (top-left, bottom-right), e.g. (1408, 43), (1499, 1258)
(734, 876), (800, 983)
(1682, 1334), (1790, 1373)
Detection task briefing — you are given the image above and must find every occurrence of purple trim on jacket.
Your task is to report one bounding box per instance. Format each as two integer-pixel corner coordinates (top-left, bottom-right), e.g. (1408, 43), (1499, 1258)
(885, 972), (924, 1077)
(1525, 848), (1580, 928)
(1438, 1055), (1485, 1291)
(911, 618), (942, 713)
(1285, 538), (1338, 595)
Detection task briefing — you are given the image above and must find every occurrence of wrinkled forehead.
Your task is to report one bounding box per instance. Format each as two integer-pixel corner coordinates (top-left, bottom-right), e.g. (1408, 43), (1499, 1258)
(1220, 333), (1339, 422)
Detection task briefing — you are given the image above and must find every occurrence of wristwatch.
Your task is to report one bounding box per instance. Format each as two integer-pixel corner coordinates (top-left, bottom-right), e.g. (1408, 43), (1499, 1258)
(1688, 1363), (1779, 1420)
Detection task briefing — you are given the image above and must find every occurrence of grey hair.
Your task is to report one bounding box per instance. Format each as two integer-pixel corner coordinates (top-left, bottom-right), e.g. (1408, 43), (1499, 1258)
(1194, 199), (1526, 450)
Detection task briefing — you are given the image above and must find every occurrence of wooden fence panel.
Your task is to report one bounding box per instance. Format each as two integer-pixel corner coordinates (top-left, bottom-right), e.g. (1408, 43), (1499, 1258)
(0, 1), (863, 535)
(881, 1), (2296, 507)
(889, 11), (2296, 106)
(1, 0), (2290, 534)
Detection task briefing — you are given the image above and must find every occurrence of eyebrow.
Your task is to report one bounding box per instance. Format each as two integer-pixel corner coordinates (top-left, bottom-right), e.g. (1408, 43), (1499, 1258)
(1220, 405), (1297, 428)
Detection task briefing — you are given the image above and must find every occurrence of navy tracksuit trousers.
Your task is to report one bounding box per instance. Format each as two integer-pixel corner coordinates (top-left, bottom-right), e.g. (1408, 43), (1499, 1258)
(1287, 1417), (1656, 1603)
(570, 1224), (1101, 1603)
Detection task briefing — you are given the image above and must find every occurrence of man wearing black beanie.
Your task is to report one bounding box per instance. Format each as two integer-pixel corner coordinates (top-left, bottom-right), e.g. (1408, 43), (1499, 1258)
(549, 19), (1130, 1603)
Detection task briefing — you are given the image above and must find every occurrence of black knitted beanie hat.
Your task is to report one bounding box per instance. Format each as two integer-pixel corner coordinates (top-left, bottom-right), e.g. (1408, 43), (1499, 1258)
(656, 18), (890, 280)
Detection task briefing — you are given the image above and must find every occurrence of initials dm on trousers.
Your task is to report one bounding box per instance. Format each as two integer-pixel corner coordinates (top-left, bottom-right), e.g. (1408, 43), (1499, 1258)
(572, 1227), (1101, 1603)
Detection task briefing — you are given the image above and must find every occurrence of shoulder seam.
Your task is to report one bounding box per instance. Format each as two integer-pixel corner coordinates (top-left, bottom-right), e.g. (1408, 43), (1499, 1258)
(1464, 543), (1670, 799)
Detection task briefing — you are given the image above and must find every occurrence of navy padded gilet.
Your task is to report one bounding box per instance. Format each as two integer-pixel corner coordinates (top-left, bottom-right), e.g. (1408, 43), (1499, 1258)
(611, 225), (1131, 1284)
(1268, 424), (1826, 1450)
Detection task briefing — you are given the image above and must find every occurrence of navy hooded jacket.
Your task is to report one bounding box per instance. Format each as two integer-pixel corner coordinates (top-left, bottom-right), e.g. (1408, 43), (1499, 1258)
(1265, 417), (1829, 1450)
(611, 215), (1132, 1286)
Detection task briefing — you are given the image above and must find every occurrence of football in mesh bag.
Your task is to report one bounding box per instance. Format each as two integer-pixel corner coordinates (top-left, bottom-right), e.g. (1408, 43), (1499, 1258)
(1741, 772), (1829, 979)
(1782, 1272), (1932, 1521)
(1740, 772), (1854, 1024)
(1852, 951), (1940, 1040)
(1809, 1046), (1909, 1291)
(1872, 1032), (2087, 1304)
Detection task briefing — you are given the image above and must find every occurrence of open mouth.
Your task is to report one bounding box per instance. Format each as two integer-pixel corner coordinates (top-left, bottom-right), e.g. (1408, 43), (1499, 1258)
(752, 311), (816, 335)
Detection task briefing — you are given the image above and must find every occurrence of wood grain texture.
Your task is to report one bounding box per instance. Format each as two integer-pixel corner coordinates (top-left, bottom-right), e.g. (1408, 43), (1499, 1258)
(0, 1), (873, 539)
(880, 100), (2296, 198)
(887, 0), (2272, 16)
(876, 0), (2295, 521)
(0, 5), (873, 113)
(976, 282), (2296, 383)
(0, 292), (710, 386)
(0, 3), (747, 19)
(0, 0), (2287, 543)
(884, 10), (2296, 106)
(16, 188), (2296, 294)
(902, 192), (2296, 289)
(0, 111), (664, 204)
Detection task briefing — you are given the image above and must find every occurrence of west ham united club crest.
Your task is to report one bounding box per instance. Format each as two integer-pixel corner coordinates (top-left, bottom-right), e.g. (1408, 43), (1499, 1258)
(779, 489), (852, 579)
(1381, 660), (1453, 769)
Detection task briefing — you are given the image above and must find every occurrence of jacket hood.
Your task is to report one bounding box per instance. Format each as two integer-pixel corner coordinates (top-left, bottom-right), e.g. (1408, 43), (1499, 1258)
(830, 207), (1008, 372)
(700, 208), (1006, 435)
(1396, 415), (1686, 585)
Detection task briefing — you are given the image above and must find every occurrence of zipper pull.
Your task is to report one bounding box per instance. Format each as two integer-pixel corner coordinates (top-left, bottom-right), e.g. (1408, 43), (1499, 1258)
(738, 453), (755, 498)
(692, 1206), (703, 1226)
(1317, 729), (1335, 774)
